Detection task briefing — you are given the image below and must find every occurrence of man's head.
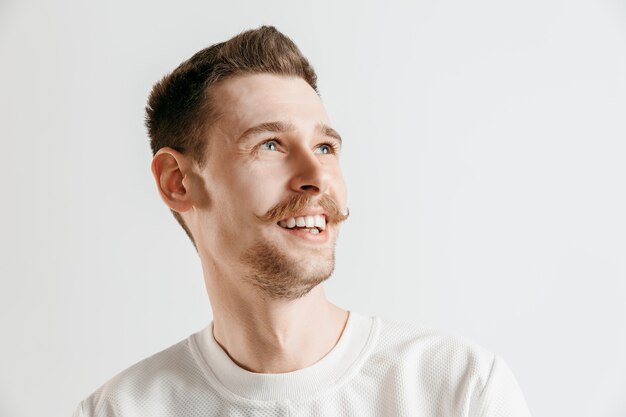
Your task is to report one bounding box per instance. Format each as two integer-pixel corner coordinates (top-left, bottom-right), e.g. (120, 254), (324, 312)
(146, 26), (318, 244)
(146, 26), (348, 301)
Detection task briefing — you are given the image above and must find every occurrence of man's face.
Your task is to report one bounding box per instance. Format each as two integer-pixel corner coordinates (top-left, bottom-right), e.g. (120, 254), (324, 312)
(192, 73), (348, 301)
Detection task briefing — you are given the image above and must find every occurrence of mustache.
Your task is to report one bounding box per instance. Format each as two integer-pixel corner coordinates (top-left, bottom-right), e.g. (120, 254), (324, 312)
(256, 194), (349, 224)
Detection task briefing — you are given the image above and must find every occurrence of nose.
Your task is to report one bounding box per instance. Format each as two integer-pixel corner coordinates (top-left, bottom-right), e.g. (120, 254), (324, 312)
(288, 147), (329, 196)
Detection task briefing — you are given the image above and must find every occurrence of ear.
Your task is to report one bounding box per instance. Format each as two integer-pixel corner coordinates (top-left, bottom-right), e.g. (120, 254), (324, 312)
(151, 147), (194, 213)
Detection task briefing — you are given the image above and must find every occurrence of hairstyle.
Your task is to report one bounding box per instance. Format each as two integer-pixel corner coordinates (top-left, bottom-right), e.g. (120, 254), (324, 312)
(145, 26), (318, 250)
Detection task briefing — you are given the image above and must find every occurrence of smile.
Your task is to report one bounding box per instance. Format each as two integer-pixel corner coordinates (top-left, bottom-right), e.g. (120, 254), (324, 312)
(276, 214), (328, 241)
(277, 214), (326, 234)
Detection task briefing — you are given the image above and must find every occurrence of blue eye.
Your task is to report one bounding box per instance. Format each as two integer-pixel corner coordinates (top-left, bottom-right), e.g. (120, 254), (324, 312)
(260, 140), (279, 151)
(315, 143), (337, 154)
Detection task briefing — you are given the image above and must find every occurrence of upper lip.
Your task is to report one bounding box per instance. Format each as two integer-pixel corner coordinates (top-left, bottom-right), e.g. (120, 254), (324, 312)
(277, 210), (328, 223)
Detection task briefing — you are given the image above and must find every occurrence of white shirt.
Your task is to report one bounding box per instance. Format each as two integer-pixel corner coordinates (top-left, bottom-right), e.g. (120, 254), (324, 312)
(73, 311), (531, 416)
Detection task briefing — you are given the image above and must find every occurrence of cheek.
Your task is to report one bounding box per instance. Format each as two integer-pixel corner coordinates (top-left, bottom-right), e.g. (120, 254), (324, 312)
(330, 168), (348, 207)
(339, 182), (348, 207)
(229, 164), (288, 217)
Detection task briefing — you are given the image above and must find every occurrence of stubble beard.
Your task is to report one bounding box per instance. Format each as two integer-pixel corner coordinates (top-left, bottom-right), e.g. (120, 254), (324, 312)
(239, 237), (337, 301)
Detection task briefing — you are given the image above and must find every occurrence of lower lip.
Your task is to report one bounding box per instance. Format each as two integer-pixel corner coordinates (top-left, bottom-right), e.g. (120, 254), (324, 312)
(277, 224), (330, 243)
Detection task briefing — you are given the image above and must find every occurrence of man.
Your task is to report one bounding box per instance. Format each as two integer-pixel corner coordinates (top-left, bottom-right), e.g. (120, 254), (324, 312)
(73, 26), (531, 416)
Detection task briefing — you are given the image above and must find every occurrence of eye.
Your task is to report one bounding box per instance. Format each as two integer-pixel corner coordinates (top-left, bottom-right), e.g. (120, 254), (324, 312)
(259, 139), (280, 151)
(314, 143), (339, 155)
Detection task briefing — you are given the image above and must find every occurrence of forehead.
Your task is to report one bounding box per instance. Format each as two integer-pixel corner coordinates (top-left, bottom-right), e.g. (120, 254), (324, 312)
(210, 73), (330, 138)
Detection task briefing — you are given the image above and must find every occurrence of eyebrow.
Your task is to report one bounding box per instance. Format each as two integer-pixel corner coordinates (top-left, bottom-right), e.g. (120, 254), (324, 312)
(236, 121), (342, 146)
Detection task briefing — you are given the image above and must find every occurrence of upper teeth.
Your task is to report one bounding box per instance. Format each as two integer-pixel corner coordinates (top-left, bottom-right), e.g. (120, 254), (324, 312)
(278, 215), (326, 230)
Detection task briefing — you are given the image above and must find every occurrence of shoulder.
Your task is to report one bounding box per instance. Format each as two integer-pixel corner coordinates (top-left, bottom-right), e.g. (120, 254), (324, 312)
(363, 315), (531, 416)
(74, 334), (212, 417)
(373, 315), (496, 374)
(369, 316), (496, 404)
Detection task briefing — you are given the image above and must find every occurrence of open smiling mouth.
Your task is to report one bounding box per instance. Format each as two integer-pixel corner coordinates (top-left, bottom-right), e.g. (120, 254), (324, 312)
(276, 214), (326, 235)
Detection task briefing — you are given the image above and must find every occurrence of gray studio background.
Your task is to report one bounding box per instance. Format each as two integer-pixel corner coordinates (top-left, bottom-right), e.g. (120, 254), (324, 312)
(1, 0), (625, 416)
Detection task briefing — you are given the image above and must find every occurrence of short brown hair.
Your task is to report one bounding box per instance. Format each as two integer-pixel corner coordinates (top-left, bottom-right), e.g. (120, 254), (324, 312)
(145, 26), (318, 249)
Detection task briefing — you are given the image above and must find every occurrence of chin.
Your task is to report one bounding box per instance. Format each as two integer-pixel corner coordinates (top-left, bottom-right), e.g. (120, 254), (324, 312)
(239, 238), (336, 301)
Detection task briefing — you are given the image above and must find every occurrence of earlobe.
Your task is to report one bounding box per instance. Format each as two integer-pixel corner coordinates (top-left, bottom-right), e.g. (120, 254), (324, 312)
(151, 148), (193, 213)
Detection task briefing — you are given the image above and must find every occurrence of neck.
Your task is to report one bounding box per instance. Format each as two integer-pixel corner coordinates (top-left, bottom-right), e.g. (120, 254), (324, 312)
(201, 258), (349, 374)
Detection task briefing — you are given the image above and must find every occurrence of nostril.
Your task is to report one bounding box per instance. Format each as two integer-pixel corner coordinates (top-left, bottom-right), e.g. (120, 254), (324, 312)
(300, 185), (320, 192)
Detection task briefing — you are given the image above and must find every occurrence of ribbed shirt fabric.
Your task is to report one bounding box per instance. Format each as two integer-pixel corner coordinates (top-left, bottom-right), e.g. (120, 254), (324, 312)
(73, 311), (531, 416)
